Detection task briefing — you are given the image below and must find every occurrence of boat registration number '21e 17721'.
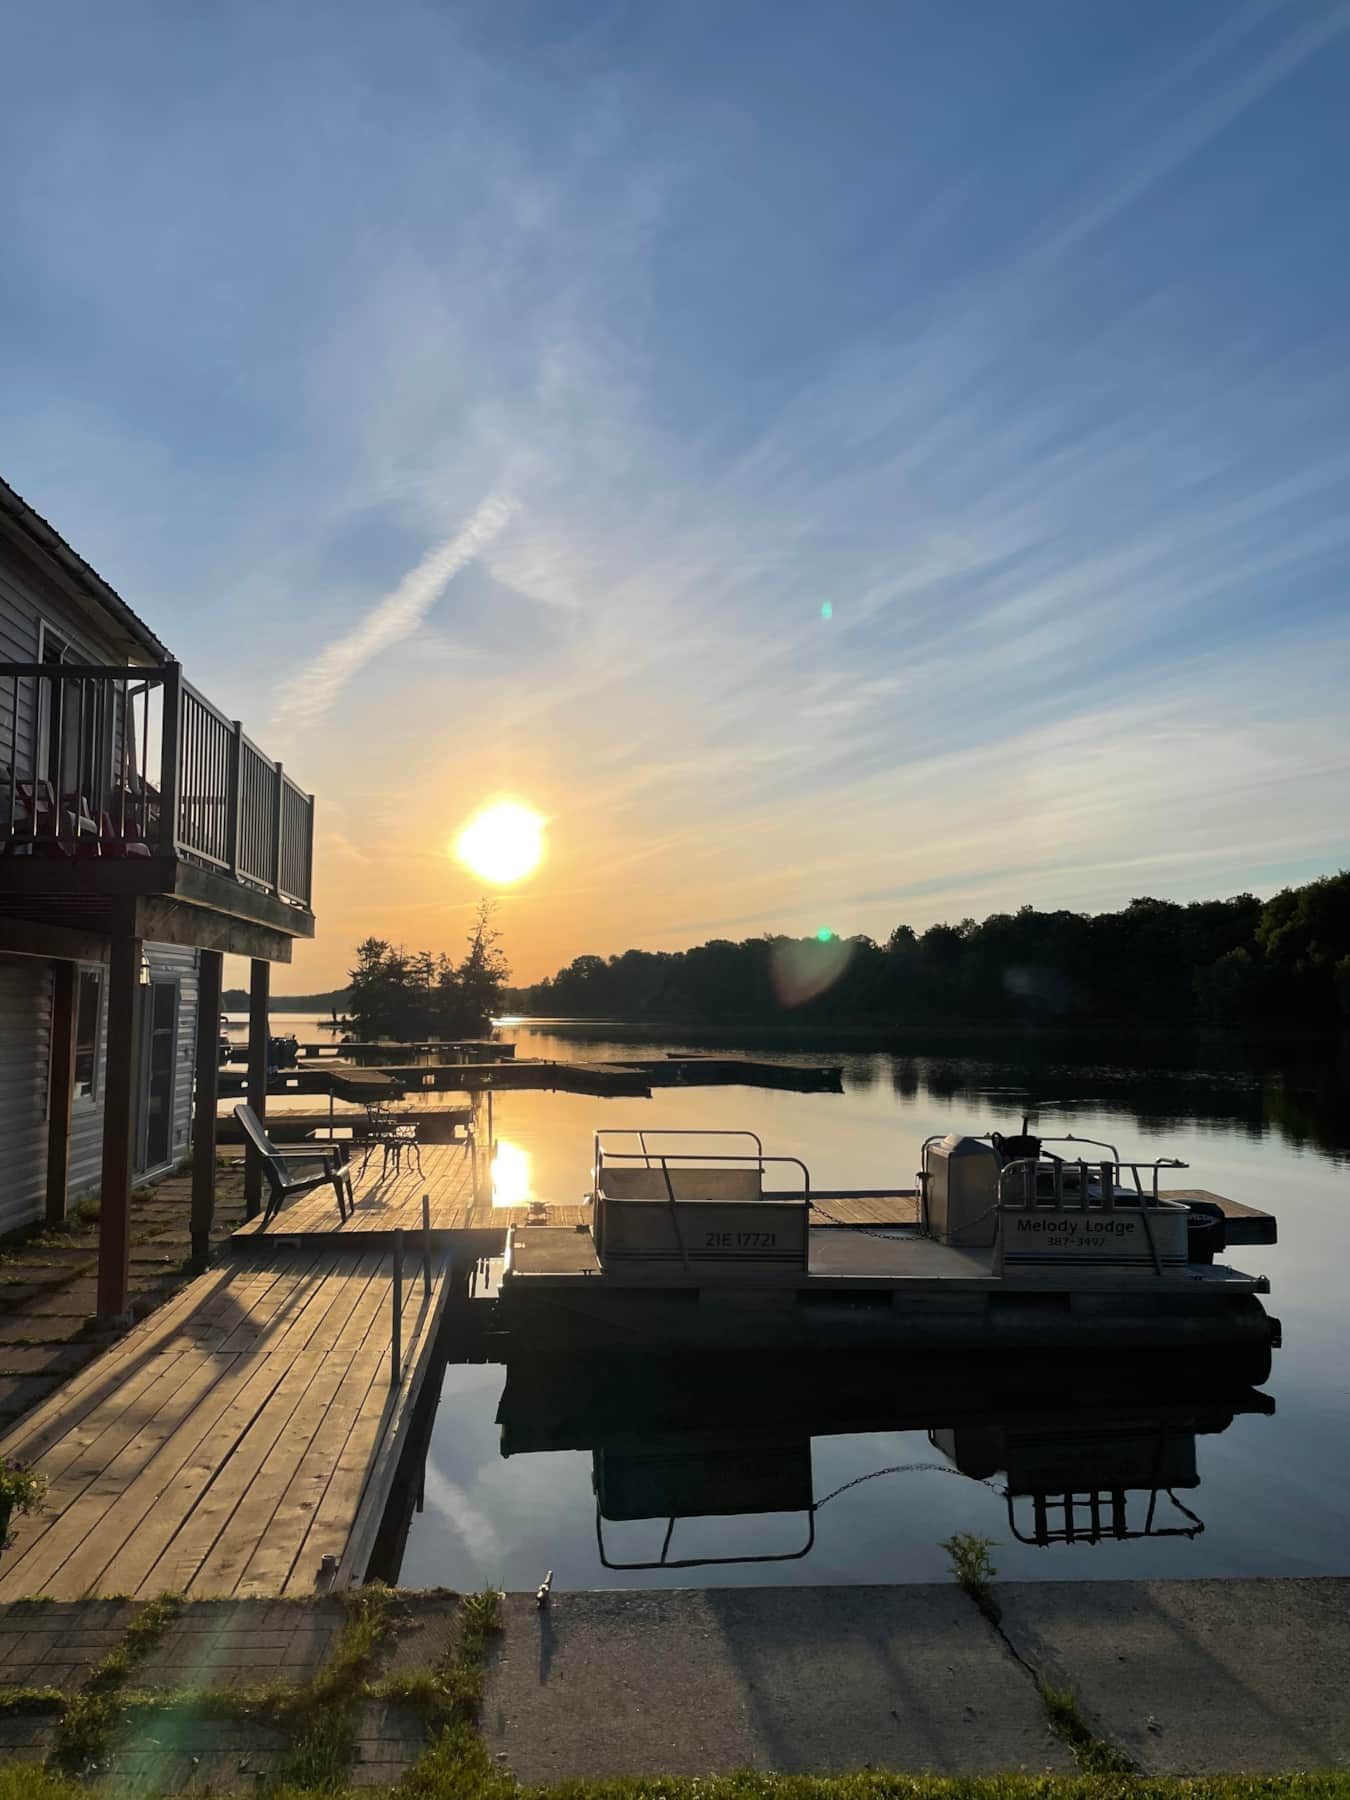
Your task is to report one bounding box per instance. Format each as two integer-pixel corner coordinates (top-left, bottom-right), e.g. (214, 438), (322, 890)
(704, 1231), (777, 1249)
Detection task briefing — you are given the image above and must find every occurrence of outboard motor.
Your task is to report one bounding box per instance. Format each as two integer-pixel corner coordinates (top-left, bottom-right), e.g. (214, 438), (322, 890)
(1186, 1200), (1227, 1265)
(990, 1129), (1042, 1166)
(991, 1113), (1042, 1166)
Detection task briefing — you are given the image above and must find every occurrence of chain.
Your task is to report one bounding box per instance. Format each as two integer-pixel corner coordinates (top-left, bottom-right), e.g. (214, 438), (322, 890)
(813, 1462), (1006, 1508)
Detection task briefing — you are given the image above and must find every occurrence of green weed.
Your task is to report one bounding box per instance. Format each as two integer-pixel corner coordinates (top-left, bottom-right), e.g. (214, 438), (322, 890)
(940, 1531), (1000, 1622)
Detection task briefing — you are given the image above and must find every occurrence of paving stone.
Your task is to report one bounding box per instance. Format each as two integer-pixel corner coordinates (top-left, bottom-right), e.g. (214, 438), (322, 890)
(0, 1599), (141, 1689)
(135, 1599), (347, 1692)
(5, 1247), (97, 1271)
(0, 1714), (59, 1762)
(0, 1314), (102, 1345)
(998, 1578), (1350, 1775)
(372, 1593), (461, 1678)
(104, 1712), (289, 1794)
(18, 1281), (101, 1318)
(0, 1375), (61, 1414)
(351, 1699), (426, 1786)
(0, 1344), (99, 1377)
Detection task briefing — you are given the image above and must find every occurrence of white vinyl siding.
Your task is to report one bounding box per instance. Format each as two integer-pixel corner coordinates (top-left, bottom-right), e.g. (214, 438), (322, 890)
(141, 942), (199, 1176)
(0, 956), (53, 1235)
(1, 943), (200, 1233)
(0, 538), (131, 825)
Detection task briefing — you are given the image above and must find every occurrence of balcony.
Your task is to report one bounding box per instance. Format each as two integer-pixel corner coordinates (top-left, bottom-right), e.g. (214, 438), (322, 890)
(0, 660), (314, 953)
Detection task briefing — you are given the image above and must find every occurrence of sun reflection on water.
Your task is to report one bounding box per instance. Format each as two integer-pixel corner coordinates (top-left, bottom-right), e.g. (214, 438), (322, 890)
(491, 1139), (532, 1208)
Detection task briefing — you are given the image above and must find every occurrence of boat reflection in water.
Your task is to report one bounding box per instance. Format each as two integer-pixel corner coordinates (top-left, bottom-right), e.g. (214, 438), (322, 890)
(490, 1342), (1274, 1573)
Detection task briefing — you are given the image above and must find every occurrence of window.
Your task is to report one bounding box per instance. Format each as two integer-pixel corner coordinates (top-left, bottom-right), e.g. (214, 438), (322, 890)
(74, 970), (101, 1099)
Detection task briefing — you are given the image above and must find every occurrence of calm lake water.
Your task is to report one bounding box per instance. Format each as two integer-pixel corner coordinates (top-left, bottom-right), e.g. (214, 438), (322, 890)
(231, 1015), (1350, 1590)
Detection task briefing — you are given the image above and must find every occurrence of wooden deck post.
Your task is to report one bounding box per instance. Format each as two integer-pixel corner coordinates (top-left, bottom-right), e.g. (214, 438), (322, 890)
(244, 957), (270, 1219)
(96, 935), (141, 1322)
(191, 949), (223, 1266)
(45, 961), (77, 1226)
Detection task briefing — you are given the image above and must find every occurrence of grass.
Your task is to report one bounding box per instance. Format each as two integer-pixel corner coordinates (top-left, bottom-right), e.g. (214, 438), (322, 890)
(4, 1770), (1350, 1800)
(275, 1582), (398, 1789)
(1040, 1687), (1137, 1777)
(0, 1685), (65, 1716)
(378, 1586), (505, 1800)
(936, 1536), (1133, 1775)
(51, 1592), (183, 1772)
(940, 1532), (1000, 1623)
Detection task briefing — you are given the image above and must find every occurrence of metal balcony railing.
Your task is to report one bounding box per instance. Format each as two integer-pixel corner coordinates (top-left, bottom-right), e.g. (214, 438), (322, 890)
(0, 660), (314, 908)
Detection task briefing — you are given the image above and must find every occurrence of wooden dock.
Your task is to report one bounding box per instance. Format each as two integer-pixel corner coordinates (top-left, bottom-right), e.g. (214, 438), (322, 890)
(229, 1143), (589, 1248)
(0, 1250), (448, 1600)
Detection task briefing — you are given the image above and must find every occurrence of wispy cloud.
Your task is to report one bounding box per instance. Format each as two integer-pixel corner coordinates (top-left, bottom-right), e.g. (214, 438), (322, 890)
(4, 2), (1349, 985)
(274, 491), (518, 728)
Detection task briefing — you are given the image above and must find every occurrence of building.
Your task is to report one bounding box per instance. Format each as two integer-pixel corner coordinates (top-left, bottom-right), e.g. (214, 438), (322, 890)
(0, 476), (315, 1317)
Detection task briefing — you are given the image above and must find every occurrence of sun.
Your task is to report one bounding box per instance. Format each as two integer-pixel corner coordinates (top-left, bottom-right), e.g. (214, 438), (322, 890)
(455, 800), (545, 885)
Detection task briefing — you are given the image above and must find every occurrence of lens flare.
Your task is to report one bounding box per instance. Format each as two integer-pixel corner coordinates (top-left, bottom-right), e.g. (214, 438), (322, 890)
(455, 801), (545, 885)
(772, 933), (852, 1007)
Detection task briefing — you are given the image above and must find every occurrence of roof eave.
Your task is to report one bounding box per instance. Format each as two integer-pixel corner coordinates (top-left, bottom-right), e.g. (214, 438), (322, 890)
(0, 476), (172, 663)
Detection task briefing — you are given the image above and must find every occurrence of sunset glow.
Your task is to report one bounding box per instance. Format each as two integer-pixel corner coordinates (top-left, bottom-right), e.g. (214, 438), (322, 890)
(455, 802), (544, 886)
(491, 1139), (532, 1208)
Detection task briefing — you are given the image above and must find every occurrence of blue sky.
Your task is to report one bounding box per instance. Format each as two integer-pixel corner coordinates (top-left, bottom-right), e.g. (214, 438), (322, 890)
(3, 0), (1349, 985)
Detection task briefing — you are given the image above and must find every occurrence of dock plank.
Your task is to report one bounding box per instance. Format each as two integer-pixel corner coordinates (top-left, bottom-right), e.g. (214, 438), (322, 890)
(149, 1259), (386, 1598)
(234, 1272), (402, 1597)
(294, 1273), (449, 1595)
(187, 1256), (388, 1597)
(0, 1353), (238, 1597)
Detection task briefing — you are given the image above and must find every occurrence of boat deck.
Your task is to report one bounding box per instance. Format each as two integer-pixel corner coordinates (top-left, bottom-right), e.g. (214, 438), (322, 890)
(229, 1152), (923, 1249)
(505, 1223), (1267, 1294)
(0, 1251), (448, 1600)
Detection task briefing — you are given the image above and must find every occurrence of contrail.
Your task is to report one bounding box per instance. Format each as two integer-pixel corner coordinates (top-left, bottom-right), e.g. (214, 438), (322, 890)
(279, 491), (518, 726)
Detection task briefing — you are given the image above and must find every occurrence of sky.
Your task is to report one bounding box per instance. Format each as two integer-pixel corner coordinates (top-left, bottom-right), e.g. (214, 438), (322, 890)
(3, 0), (1350, 990)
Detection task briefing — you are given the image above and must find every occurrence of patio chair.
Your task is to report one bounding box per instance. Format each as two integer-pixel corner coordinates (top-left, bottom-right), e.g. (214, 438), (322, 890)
(233, 1104), (353, 1227)
(98, 809), (153, 857)
(1, 779), (100, 856)
(360, 1104), (424, 1180)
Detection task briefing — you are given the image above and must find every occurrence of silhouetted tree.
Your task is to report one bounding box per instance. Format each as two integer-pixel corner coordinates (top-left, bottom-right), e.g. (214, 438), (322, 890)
(346, 901), (511, 1039)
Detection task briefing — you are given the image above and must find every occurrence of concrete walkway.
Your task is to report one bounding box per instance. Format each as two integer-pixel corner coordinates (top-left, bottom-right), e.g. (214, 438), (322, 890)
(999, 1578), (1350, 1776)
(483, 1579), (1350, 1782)
(2, 1578), (1348, 1788)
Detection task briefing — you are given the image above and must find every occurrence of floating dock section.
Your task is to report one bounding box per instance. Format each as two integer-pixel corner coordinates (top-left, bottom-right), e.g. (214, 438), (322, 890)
(215, 1054), (845, 1103)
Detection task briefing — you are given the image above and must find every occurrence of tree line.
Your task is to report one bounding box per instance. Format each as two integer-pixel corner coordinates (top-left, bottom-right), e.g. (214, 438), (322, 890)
(505, 872), (1350, 1030)
(221, 988), (350, 1012)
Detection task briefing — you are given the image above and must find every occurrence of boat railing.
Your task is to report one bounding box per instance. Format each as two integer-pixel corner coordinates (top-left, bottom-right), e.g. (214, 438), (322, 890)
(595, 1145), (811, 1201)
(996, 1155), (1189, 1211)
(596, 1508), (816, 1571)
(594, 1127), (767, 1196)
(1006, 1485), (1204, 1546)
